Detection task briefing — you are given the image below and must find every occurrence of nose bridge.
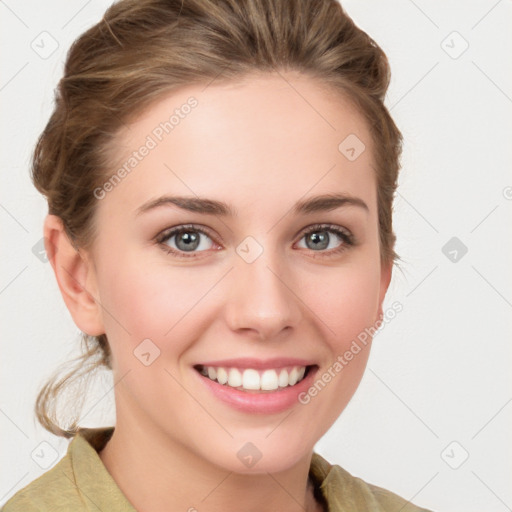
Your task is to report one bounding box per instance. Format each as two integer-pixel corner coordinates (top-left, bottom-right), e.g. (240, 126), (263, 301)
(226, 235), (302, 339)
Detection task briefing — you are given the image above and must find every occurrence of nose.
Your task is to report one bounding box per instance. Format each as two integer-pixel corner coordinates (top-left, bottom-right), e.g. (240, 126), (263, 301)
(224, 247), (303, 341)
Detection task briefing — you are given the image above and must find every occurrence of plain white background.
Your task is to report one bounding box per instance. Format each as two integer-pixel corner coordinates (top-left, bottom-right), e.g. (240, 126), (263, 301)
(1, 1), (511, 510)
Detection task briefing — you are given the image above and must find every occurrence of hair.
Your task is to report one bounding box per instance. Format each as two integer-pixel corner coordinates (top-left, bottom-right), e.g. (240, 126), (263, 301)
(33, 0), (403, 438)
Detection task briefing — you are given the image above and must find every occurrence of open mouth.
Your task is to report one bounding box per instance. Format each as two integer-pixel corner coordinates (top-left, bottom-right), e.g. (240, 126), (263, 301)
(193, 364), (317, 393)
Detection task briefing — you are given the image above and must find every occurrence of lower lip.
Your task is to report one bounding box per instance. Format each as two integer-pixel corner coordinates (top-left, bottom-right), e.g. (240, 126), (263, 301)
(194, 366), (319, 414)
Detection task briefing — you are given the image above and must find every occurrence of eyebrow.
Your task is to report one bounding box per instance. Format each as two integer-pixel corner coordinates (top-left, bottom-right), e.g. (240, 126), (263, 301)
(135, 193), (369, 217)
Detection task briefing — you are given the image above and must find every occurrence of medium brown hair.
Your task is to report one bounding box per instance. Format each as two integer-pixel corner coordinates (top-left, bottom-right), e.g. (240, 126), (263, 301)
(33, 0), (403, 437)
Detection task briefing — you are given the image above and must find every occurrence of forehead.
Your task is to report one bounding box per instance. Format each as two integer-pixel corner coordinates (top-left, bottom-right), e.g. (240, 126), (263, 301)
(99, 71), (376, 219)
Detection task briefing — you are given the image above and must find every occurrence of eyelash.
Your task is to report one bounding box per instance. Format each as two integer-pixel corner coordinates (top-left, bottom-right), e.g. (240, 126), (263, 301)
(155, 223), (355, 259)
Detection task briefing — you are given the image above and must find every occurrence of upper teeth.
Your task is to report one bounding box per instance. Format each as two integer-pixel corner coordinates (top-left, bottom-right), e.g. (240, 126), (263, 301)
(199, 365), (307, 391)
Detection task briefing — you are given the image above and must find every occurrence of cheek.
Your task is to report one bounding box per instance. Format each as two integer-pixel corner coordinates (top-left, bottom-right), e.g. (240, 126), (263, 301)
(96, 251), (215, 357)
(303, 262), (381, 351)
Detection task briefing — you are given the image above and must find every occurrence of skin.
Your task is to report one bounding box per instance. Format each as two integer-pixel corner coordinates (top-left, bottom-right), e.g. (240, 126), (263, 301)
(45, 71), (392, 512)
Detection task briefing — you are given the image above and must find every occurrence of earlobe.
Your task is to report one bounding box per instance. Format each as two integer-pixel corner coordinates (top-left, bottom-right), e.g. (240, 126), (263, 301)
(43, 214), (105, 337)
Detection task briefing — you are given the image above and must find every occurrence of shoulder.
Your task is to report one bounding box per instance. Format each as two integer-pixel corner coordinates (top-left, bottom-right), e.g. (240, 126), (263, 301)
(2, 427), (118, 512)
(310, 452), (434, 512)
(1, 446), (81, 512)
(359, 476), (433, 512)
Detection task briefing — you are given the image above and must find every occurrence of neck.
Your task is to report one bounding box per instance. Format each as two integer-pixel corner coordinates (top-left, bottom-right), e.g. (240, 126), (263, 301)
(98, 416), (323, 512)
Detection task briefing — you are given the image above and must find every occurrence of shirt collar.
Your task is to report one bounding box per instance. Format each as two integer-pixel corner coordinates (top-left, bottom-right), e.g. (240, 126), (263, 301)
(70, 427), (137, 511)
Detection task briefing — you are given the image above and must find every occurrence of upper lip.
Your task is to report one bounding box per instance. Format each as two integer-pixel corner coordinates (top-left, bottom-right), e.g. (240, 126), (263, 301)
(194, 357), (317, 370)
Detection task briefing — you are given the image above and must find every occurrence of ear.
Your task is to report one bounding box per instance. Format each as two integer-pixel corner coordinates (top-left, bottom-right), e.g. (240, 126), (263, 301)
(43, 214), (105, 337)
(376, 260), (393, 322)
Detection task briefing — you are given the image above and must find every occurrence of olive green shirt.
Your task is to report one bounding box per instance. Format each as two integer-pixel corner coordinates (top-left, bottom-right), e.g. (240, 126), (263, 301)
(2, 427), (433, 511)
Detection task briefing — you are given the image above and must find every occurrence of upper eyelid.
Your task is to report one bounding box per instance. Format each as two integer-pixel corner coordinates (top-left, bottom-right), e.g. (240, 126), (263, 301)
(156, 224), (218, 242)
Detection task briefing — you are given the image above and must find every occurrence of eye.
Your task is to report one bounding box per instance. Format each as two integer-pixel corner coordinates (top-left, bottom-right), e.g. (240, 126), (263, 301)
(156, 224), (218, 258)
(155, 223), (355, 259)
(296, 223), (354, 257)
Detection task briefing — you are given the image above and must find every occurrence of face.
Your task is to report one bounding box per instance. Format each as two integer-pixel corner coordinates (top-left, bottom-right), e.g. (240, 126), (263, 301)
(81, 71), (391, 473)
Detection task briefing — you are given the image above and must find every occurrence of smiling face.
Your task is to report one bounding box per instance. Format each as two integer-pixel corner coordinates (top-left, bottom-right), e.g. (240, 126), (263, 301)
(78, 71), (392, 473)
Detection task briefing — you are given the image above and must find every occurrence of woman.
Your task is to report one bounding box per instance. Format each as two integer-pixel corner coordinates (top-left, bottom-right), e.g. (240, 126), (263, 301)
(2, 0), (433, 510)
